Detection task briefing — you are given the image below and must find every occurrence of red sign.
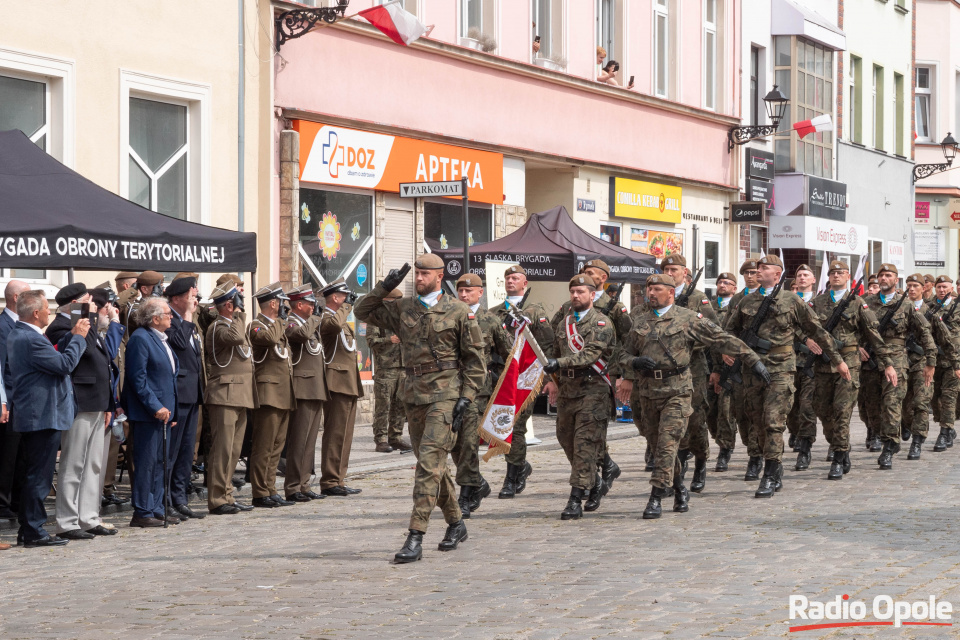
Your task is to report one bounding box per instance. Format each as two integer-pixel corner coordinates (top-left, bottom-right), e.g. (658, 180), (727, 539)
(952, 211), (960, 222)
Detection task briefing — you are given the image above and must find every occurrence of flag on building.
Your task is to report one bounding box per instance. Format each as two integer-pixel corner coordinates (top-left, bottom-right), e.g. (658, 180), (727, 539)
(358, 1), (429, 46)
(794, 114), (833, 139)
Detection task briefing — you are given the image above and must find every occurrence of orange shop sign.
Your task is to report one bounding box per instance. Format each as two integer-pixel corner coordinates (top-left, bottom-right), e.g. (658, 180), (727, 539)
(293, 120), (503, 205)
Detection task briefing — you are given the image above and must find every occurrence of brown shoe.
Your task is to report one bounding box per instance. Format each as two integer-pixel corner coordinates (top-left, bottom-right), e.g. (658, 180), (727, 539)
(0, 543), (11, 550)
(375, 442), (393, 453)
(389, 438), (413, 453)
(130, 516), (164, 528)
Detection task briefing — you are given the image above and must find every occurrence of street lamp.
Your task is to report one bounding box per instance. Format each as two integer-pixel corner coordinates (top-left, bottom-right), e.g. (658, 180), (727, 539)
(913, 132), (960, 183)
(276, 0), (351, 48)
(728, 86), (790, 152)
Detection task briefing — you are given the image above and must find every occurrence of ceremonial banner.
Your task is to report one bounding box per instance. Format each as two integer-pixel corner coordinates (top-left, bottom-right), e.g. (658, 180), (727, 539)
(479, 321), (545, 460)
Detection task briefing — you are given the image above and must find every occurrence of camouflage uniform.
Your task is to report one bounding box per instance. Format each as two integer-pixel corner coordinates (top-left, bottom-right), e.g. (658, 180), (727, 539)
(368, 325), (407, 446)
(902, 299), (937, 439)
(708, 295), (737, 451)
(356, 284), (485, 533)
(721, 287), (762, 458)
(672, 284), (718, 465)
(787, 294), (818, 445)
(928, 299), (960, 443)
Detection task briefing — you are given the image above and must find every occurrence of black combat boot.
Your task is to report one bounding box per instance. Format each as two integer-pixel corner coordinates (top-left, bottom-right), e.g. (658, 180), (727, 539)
(755, 459), (776, 498)
(560, 488), (584, 520)
(498, 464), (518, 498)
(788, 433), (797, 451)
(672, 477), (689, 513)
(827, 451), (844, 480)
(744, 456), (763, 481)
(841, 450), (851, 474)
(715, 448), (732, 472)
(907, 435), (924, 460)
(514, 461), (533, 494)
(868, 435), (882, 452)
(600, 454), (621, 495)
(438, 520), (468, 551)
(469, 477), (491, 512)
(677, 449), (691, 482)
(584, 474), (604, 512)
(825, 450), (834, 462)
(795, 438), (811, 471)
(690, 458), (707, 493)
(774, 460), (784, 491)
(457, 486), (473, 519)
(394, 530), (424, 563)
(644, 443), (655, 472)
(949, 428), (957, 447)
(642, 487), (665, 519)
(933, 427), (950, 452)
(901, 424), (912, 441)
(878, 440), (895, 470)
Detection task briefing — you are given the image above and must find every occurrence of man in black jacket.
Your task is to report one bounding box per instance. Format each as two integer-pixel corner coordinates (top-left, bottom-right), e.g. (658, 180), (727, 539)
(164, 276), (206, 520)
(46, 283), (123, 539)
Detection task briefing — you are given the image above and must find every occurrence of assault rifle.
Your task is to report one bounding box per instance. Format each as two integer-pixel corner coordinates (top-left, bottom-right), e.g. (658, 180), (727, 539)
(936, 297), (960, 356)
(602, 282), (625, 316)
(800, 277), (865, 378)
(906, 296), (944, 356)
(675, 267), (704, 308)
(862, 289), (908, 371)
(718, 271), (787, 390)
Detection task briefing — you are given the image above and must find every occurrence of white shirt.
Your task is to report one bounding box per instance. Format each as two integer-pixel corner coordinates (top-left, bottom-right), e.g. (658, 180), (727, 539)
(419, 290), (442, 308)
(3, 307), (18, 322)
(24, 321), (44, 336)
(593, 290), (603, 302)
(717, 296), (731, 309)
(469, 303), (480, 313)
(655, 304), (674, 316)
(506, 295), (524, 306)
(151, 328), (176, 373)
(913, 299), (923, 311)
(674, 284), (685, 296)
(797, 291), (814, 303)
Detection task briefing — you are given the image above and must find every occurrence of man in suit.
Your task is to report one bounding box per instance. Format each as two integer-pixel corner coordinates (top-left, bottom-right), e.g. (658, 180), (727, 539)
(164, 275), (206, 520)
(249, 283), (296, 508)
(0, 279), (29, 520)
(284, 284), (327, 502)
(203, 283), (257, 515)
(8, 290), (89, 547)
(319, 279), (364, 497)
(45, 284), (123, 540)
(122, 297), (179, 528)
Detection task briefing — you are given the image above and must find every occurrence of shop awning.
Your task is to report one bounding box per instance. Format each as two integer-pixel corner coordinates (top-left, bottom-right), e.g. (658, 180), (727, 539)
(0, 129), (257, 272)
(429, 206), (658, 284)
(772, 0), (845, 51)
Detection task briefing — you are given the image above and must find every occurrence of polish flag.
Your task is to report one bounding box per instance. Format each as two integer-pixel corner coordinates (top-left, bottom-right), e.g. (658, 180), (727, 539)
(358, 1), (429, 46)
(794, 114), (833, 139)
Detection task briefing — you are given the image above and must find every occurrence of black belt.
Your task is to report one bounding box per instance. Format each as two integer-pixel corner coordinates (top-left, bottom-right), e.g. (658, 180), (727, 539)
(559, 368), (599, 379)
(639, 365), (688, 380)
(405, 360), (460, 376)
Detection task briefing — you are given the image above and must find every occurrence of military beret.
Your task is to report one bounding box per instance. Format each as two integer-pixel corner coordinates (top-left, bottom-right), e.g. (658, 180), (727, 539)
(164, 277), (196, 298)
(288, 283), (316, 303)
(646, 273), (676, 288)
(210, 284), (238, 306)
(877, 263), (898, 276)
(114, 271), (139, 282)
(456, 273), (483, 289)
(868, 277), (879, 285)
(905, 273), (924, 285)
(505, 265), (526, 277)
(582, 259), (610, 275)
(936, 275), (954, 285)
(320, 277), (351, 298)
(660, 254), (687, 269)
(173, 272), (199, 282)
(739, 260), (758, 275)
(924, 274), (936, 284)
(414, 253), (445, 270)
(828, 260), (849, 273)
(385, 288), (403, 299)
(795, 264), (815, 276)
(569, 274), (597, 290)
(137, 271), (164, 287)
(757, 254), (784, 268)
(784, 278), (795, 290)
(217, 273), (244, 287)
(55, 282), (87, 306)
(716, 272), (737, 284)
(254, 281), (289, 303)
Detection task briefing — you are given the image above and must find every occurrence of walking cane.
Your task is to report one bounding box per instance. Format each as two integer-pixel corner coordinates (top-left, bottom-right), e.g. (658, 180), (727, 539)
(162, 418), (169, 529)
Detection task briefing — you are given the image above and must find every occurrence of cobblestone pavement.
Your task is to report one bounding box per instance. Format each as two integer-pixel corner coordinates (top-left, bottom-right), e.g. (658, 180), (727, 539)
(3, 415), (960, 639)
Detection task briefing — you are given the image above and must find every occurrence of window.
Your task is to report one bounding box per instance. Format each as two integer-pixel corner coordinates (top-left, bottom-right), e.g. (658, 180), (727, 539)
(597, 0), (615, 63)
(750, 46), (760, 125)
(915, 65), (933, 142)
(599, 223), (621, 246)
(749, 226), (766, 256)
(653, 0), (670, 98)
(873, 65), (884, 150)
(703, 0), (718, 110)
(424, 201), (493, 250)
(533, 0), (563, 62)
(461, 0), (495, 43)
(374, 0), (417, 14)
(128, 97), (188, 220)
(894, 72), (904, 156)
(849, 55), (862, 144)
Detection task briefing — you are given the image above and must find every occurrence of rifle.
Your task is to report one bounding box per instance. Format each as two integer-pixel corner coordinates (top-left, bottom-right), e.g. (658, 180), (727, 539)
(602, 282), (625, 316)
(718, 271), (787, 391)
(862, 290), (908, 370)
(800, 276), (865, 377)
(675, 267), (704, 308)
(796, 340), (815, 379)
(935, 297), (960, 356)
(906, 296), (945, 356)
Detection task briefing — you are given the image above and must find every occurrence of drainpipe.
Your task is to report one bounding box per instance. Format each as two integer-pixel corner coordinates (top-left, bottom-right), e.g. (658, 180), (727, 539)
(237, 0), (245, 248)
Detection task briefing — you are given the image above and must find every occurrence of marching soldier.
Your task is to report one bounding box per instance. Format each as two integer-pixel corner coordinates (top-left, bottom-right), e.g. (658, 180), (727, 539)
(708, 271), (738, 472)
(901, 274), (943, 459)
(452, 273), (512, 518)
(204, 283), (257, 515)
(722, 254), (845, 498)
(356, 255), (485, 563)
(923, 274), (936, 303)
(489, 265), (554, 499)
(283, 284), (327, 502)
(806, 261), (893, 479)
(928, 276), (960, 452)
(861, 264), (935, 470)
(788, 265), (818, 459)
(368, 289), (412, 453)
(318, 278), (364, 496)
(617, 274), (765, 518)
(541, 274), (616, 520)
(248, 283), (296, 508)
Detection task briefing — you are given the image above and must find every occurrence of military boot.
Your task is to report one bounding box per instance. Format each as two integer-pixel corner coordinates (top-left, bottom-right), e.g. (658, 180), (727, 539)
(788, 433), (797, 451)
(677, 449), (691, 482)
(438, 520), (468, 551)
(642, 487), (665, 519)
(755, 459), (776, 498)
(907, 435), (924, 460)
(515, 461), (533, 495)
(794, 438), (812, 471)
(672, 477), (689, 513)
(469, 477), (491, 512)
(600, 454), (621, 495)
(841, 450), (851, 474)
(827, 451), (844, 480)
(690, 458), (707, 493)
(715, 448), (732, 472)
(877, 440), (897, 470)
(498, 464), (519, 498)
(744, 456), (763, 481)
(457, 486), (473, 519)
(560, 488), (584, 520)
(774, 460), (784, 491)
(825, 450), (834, 462)
(868, 435), (882, 452)
(949, 428), (957, 447)
(933, 428), (950, 452)
(901, 424), (912, 441)
(584, 474), (604, 512)
(394, 530), (424, 564)
(644, 443), (655, 472)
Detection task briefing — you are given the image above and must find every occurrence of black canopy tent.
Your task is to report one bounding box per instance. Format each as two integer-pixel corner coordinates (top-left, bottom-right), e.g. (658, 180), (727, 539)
(429, 206), (658, 283)
(0, 130), (257, 272)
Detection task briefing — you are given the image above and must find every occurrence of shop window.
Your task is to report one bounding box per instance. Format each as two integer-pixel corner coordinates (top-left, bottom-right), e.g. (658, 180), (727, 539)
(599, 223), (621, 246)
(424, 201), (493, 250)
(749, 226), (766, 256)
(703, 237), (720, 280)
(128, 97), (188, 220)
(299, 188), (375, 380)
(915, 65), (934, 142)
(630, 227), (684, 262)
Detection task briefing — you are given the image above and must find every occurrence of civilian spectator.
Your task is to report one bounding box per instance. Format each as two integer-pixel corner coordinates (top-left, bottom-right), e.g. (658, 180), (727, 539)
(598, 60), (634, 89)
(8, 290), (88, 547)
(596, 46), (607, 75)
(0, 279), (30, 522)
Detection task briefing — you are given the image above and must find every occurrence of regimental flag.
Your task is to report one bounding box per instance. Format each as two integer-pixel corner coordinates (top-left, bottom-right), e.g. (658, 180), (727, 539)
(794, 114), (833, 139)
(358, 0), (430, 46)
(478, 320), (545, 461)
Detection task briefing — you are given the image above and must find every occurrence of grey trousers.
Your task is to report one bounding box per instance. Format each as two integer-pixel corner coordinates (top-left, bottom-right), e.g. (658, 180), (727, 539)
(56, 411), (106, 532)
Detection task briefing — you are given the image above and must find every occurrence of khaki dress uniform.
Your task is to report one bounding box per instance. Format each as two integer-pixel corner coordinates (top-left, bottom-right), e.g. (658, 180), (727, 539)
(319, 300), (363, 491)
